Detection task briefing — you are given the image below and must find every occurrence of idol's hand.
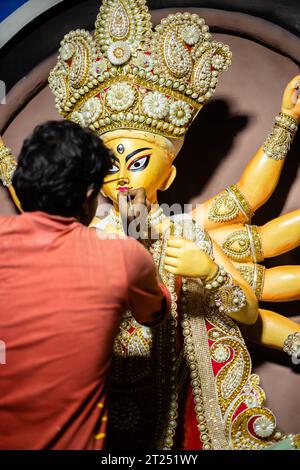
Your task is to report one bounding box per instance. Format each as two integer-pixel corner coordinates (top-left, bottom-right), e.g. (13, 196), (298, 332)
(164, 237), (218, 280)
(281, 74), (300, 121)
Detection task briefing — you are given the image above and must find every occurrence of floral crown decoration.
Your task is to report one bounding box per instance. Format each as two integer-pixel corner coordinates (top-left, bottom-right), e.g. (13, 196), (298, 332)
(49, 0), (232, 140)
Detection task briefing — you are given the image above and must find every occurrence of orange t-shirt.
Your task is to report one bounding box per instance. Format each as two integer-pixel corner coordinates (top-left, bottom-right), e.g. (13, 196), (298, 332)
(0, 211), (169, 450)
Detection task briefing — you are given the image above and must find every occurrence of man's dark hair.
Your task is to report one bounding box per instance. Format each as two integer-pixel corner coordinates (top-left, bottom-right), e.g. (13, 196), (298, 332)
(12, 120), (113, 217)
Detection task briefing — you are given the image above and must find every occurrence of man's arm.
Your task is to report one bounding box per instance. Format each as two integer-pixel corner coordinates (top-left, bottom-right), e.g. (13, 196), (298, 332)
(123, 238), (171, 327)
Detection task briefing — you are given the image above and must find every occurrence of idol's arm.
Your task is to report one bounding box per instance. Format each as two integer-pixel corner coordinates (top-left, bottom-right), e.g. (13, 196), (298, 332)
(237, 71), (300, 212)
(209, 210), (300, 266)
(236, 77), (299, 213)
(207, 210), (300, 302)
(211, 230), (300, 350)
(193, 75), (300, 230)
(240, 308), (300, 351)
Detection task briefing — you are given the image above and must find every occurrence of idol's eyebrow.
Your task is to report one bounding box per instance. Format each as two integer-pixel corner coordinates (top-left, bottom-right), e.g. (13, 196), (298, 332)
(125, 148), (151, 163)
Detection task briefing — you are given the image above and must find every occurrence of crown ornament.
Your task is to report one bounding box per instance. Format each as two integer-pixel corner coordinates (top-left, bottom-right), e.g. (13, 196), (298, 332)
(49, 0), (232, 139)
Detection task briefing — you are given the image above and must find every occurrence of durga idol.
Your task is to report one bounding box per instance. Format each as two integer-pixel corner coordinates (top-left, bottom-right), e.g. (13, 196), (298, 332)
(1, 0), (300, 451)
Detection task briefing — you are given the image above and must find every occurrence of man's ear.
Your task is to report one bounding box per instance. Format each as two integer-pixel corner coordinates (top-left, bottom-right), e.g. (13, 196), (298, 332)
(159, 165), (177, 191)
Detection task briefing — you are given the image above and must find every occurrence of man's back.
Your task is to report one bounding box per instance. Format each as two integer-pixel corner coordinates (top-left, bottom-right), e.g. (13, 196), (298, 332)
(0, 212), (165, 449)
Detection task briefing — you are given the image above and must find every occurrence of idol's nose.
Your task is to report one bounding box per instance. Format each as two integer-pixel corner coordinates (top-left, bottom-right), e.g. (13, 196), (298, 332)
(117, 177), (130, 187)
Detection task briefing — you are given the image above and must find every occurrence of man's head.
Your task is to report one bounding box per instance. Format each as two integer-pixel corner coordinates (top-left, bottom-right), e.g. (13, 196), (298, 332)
(13, 120), (113, 225)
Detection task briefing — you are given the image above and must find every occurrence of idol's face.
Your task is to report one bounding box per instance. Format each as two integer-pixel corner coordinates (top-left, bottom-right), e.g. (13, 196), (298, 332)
(102, 137), (173, 205)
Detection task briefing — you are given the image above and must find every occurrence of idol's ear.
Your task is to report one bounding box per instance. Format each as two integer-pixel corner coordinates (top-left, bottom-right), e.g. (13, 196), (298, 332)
(159, 165), (177, 191)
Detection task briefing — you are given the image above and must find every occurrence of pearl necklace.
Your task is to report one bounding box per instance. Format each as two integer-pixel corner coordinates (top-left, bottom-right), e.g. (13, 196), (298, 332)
(150, 233), (179, 450)
(109, 207), (166, 230)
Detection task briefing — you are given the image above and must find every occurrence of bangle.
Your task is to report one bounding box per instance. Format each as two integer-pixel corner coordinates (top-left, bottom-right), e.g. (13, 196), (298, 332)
(263, 112), (298, 161)
(204, 265), (247, 314)
(204, 265), (227, 290)
(236, 263), (265, 300)
(275, 112), (298, 132)
(283, 332), (300, 361)
(0, 145), (17, 187)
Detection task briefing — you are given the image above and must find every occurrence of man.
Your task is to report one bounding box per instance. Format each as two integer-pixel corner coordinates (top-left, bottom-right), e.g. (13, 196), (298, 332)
(0, 121), (170, 450)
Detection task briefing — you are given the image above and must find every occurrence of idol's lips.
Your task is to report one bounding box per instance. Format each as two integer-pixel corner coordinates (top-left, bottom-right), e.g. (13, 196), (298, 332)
(117, 187), (130, 192)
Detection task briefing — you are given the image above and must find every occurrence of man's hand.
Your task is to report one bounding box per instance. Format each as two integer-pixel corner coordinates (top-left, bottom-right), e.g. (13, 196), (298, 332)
(164, 237), (218, 280)
(281, 75), (300, 121)
(118, 188), (151, 239)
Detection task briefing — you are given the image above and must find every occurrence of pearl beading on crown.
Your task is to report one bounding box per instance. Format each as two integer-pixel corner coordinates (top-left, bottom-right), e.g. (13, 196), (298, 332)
(49, 0), (232, 139)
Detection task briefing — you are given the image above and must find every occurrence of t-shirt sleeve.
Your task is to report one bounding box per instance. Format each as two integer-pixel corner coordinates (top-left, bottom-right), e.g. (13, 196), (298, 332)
(122, 238), (171, 326)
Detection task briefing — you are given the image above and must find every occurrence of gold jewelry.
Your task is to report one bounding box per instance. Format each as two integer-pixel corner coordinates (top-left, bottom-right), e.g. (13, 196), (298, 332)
(222, 230), (251, 262)
(181, 277), (229, 450)
(236, 264), (253, 286)
(208, 184), (253, 223)
(205, 265), (247, 314)
(159, 217), (218, 449)
(251, 263), (265, 300)
(204, 265), (227, 289)
(110, 207), (166, 231)
(263, 112), (298, 161)
(291, 434), (300, 450)
(0, 145), (17, 187)
(222, 224), (264, 263)
(236, 263), (265, 300)
(246, 224), (264, 263)
(49, 0), (232, 140)
(283, 331), (300, 361)
(156, 229), (179, 450)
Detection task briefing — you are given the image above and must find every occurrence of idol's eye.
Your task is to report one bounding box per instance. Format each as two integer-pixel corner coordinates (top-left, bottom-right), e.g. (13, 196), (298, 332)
(108, 162), (119, 173)
(127, 155), (150, 172)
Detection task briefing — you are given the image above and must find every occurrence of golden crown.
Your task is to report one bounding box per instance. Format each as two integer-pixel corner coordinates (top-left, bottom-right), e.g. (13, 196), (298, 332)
(49, 0), (232, 139)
